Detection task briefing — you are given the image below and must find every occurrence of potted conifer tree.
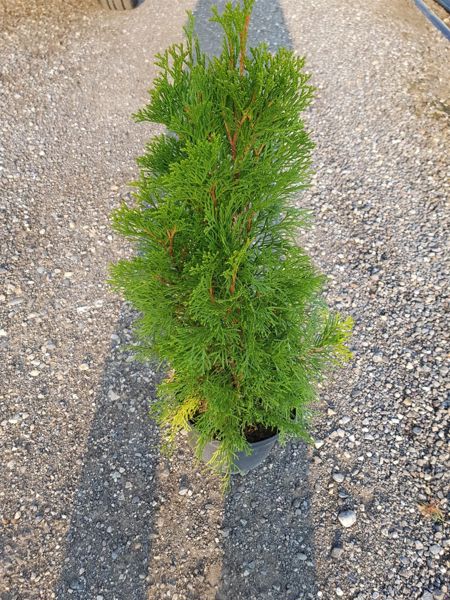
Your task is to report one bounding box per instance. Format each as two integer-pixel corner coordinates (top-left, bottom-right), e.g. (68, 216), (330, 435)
(109, 0), (352, 480)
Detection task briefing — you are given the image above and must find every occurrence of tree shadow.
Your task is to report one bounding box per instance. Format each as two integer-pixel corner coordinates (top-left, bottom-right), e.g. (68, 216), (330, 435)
(55, 306), (161, 599)
(218, 443), (317, 600)
(193, 1), (317, 598)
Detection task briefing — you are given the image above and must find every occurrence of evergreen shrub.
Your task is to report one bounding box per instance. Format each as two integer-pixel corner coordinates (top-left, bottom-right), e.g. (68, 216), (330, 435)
(109, 0), (352, 478)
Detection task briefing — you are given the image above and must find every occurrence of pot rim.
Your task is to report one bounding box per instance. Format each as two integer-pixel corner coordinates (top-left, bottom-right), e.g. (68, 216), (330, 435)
(189, 425), (279, 449)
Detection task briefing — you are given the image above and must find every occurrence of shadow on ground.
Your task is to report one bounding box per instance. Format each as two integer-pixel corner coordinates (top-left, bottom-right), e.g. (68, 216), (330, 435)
(55, 307), (161, 599)
(217, 443), (317, 600)
(193, 1), (317, 598)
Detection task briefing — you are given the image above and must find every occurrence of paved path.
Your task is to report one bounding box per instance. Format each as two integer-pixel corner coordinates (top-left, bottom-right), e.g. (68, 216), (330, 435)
(1, 1), (448, 599)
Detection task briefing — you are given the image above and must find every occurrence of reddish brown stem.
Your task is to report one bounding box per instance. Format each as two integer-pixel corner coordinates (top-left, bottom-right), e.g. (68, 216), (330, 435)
(246, 211), (255, 233)
(224, 113), (249, 162)
(167, 226), (177, 256)
(232, 114), (247, 148)
(229, 271), (237, 295)
(224, 121), (236, 161)
(210, 183), (217, 208)
(239, 14), (250, 76)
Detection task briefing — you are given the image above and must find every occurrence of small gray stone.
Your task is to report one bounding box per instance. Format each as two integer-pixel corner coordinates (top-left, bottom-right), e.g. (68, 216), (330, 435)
(331, 546), (343, 559)
(69, 578), (85, 591)
(108, 389), (120, 401)
(332, 472), (345, 483)
(430, 544), (442, 556)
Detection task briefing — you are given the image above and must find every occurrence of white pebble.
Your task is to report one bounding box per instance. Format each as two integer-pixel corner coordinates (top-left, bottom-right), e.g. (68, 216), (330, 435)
(338, 510), (357, 528)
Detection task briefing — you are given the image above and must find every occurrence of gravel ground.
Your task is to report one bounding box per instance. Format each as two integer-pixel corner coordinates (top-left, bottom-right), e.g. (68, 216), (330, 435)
(1, 0), (449, 599)
(288, 2), (449, 598)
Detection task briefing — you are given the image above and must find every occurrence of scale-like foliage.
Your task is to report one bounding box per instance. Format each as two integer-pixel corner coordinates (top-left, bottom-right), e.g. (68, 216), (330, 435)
(109, 0), (352, 478)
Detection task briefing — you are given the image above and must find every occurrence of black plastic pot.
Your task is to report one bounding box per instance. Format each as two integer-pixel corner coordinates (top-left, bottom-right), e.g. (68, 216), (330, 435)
(189, 430), (278, 474)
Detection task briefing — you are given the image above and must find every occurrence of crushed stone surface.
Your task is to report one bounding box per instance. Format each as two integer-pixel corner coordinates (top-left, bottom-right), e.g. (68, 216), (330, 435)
(0, 0), (448, 599)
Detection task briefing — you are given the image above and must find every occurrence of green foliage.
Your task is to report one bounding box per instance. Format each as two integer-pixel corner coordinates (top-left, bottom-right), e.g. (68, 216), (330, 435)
(109, 0), (352, 478)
